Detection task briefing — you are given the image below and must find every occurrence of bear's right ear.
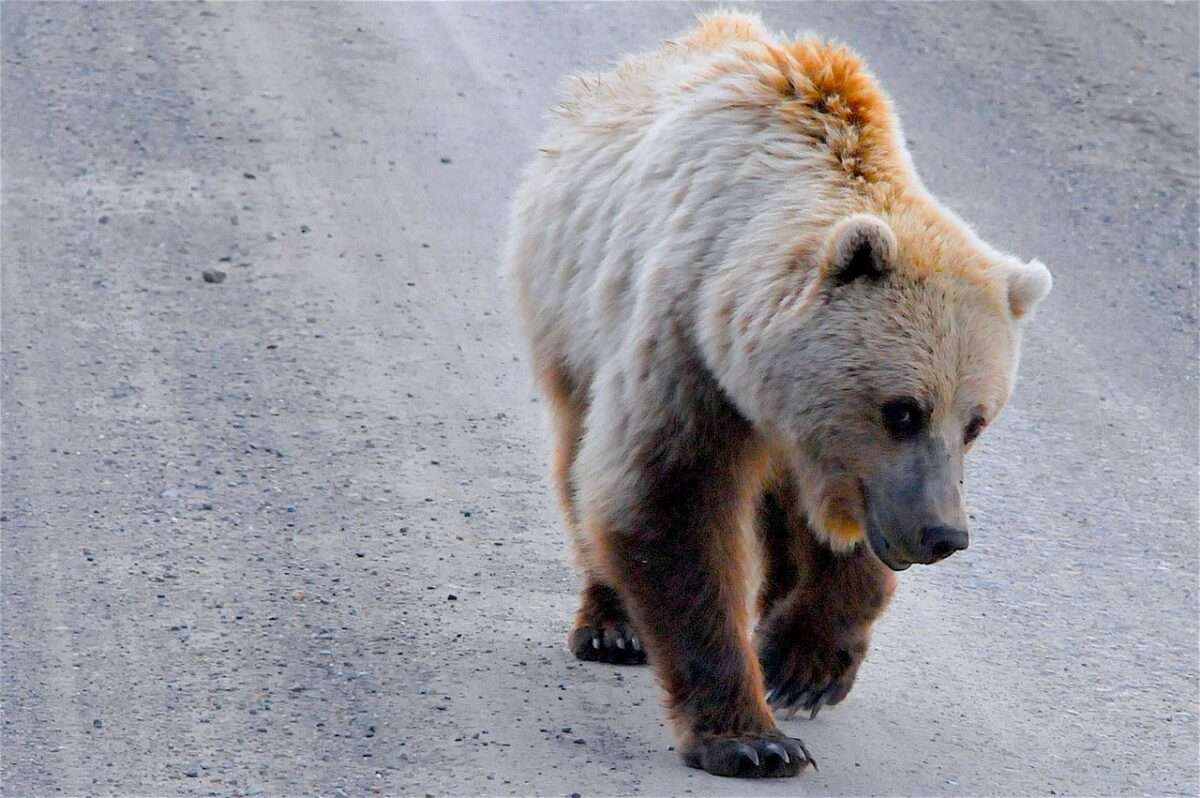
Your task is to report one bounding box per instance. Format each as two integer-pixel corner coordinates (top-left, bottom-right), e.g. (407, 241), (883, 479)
(820, 214), (898, 287)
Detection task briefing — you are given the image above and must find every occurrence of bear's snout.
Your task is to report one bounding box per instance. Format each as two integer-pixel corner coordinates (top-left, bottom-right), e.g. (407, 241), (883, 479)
(919, 525), (970, 563)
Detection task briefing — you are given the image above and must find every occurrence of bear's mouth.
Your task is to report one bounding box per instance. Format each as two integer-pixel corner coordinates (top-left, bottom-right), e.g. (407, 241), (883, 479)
(864, 505), (912, 572)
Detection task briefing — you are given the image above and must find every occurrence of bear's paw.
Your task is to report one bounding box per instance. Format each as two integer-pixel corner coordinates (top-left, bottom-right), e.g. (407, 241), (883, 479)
(759, 613), (871, 719)
(682, 732), (817, 778)
(569, 621), (648, 666)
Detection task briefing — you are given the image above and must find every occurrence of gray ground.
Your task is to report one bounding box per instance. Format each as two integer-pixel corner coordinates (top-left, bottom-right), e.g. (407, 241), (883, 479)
(2, 2), (1197, 796)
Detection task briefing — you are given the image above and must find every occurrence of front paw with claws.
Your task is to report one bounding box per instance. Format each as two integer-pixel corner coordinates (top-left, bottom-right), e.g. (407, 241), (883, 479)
(758, 614), (871, 719)
(682, 733), (816, 778)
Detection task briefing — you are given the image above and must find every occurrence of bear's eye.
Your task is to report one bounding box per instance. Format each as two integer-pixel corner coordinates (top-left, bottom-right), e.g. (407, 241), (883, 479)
(881, 398), (925, 438)
(964, 416), (987, 446)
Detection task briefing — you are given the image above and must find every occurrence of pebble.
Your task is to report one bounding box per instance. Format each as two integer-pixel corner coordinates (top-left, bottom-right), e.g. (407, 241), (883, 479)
(202, 269), (226, 284)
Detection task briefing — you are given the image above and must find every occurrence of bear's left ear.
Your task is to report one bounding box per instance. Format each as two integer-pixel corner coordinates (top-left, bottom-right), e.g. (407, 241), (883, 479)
(821, 214), (898, 287)
(999, 257), (1053, 320)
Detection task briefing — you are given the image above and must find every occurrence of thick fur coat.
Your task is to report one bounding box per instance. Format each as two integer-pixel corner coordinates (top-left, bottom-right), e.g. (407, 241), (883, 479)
(506, 12), (1051, 778)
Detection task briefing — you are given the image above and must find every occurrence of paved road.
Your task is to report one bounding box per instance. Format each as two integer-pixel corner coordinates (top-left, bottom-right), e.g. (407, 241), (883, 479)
(2, 3), (1197, 796)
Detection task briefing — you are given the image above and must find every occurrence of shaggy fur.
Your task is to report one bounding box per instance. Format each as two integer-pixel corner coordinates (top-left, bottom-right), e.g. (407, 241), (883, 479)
(506, 11), (1050, 778)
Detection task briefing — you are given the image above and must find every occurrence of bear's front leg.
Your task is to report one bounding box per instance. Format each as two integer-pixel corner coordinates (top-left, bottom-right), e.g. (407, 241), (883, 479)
(755, 480), (896, 719)
(578, 382), (816, 778)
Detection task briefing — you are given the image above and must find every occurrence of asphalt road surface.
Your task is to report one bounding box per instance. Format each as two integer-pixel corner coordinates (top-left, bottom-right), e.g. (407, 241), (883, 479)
(2, 3), (1197, 796)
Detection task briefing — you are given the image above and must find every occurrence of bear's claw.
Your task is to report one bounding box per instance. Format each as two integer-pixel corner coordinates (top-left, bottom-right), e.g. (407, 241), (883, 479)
(683, 734), (816, 778)
(767, 669), (855, 719)
(782, 684), (842, 719)
(569, 623), (647, 665)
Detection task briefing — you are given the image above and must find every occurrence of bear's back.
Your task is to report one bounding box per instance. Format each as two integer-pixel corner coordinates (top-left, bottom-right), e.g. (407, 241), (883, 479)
(505, 11), (985, 388)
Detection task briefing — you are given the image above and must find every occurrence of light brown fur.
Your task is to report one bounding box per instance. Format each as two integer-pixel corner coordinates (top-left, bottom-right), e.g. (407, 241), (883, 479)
(506, 11), (1051, 778)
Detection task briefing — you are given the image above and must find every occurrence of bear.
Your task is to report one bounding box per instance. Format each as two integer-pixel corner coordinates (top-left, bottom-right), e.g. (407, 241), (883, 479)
(504, 11), (1052, 779)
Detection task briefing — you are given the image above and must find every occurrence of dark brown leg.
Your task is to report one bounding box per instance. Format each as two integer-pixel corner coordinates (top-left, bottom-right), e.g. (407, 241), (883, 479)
(541, 365), (646, 665)
(755, 474), (896, 718)
(755, 481), (802, 618)
(582, 383), (815, 778)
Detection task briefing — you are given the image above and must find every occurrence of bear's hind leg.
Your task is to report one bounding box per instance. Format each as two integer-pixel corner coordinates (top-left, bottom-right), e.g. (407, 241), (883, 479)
(569, 583), (646, 665)
(541, 364), (646, 666)
(755, 475), (896, 719)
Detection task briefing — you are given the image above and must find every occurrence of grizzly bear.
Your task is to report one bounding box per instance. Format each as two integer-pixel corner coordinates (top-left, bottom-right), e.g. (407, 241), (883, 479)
(505, 11), (1051, 779)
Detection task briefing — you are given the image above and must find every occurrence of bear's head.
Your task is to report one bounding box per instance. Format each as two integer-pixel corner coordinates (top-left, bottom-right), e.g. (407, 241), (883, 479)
(764, 212), (1052, 570)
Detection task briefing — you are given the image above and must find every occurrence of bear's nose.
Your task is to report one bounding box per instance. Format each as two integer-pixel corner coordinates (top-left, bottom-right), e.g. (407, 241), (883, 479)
(920, 525), (969, 563)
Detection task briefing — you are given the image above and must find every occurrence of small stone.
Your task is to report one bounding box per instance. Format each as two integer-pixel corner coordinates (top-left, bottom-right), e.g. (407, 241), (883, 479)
(202, 269), (226, 284)
(440, 157), (451, 164)
(98, 215), (110, 225)
(243, 172), (256, 179)
(447, 594), (458, 601)
(92, 719), (103, 729)
(300, 224), (311, 234)
(184, 768), (199, 778)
